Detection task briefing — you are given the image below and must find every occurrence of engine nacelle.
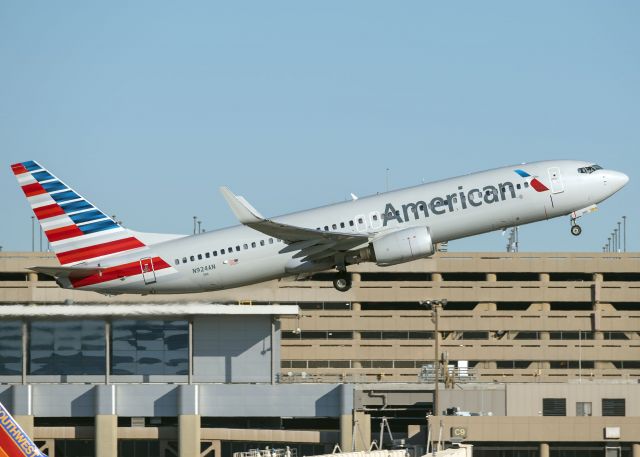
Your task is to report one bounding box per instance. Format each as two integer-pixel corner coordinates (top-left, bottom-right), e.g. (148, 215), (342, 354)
(372, 226), (435, 266)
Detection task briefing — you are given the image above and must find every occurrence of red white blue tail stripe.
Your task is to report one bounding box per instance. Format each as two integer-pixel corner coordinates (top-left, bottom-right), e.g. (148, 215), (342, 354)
(0, 402), (46, 457)
(11, 160), (147, 266)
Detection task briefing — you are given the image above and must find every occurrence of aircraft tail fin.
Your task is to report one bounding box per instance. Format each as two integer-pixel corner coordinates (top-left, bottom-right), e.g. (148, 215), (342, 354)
(0, 401), (47, 456)
(11, 160), (147, 266)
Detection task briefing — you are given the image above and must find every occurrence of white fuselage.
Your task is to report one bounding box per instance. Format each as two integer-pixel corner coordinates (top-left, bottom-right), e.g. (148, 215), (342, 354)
(70, 160), (628, 294)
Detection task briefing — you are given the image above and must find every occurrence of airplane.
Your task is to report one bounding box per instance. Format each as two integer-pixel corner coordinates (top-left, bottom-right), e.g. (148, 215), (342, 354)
(0, 401), (46, 457)
(11, 160), (628, 294)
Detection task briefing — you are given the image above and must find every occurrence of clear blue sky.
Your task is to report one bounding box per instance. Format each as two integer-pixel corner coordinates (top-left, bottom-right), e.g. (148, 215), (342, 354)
(1, 1), (638, 252)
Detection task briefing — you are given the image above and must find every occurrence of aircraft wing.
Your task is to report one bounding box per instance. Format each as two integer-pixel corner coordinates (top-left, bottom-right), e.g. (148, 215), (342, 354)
(29, 265), (104, 279)
(220, 187), (370, 262)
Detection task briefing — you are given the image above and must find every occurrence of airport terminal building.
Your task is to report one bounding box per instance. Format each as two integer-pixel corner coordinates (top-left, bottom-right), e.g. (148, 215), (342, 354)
(0, 251), (639, 457)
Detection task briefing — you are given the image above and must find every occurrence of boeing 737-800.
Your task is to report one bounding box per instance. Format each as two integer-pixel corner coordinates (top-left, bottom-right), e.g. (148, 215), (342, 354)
(11, 160), (628, 294)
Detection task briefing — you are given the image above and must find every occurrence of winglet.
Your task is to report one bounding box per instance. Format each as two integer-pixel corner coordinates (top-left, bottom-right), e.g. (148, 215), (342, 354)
(219, 187), (265, 224)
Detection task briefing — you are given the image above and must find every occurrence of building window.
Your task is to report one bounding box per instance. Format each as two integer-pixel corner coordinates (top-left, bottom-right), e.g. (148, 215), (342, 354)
(29, 320), (105, 375)
(542, 398), (566, 416)
(0, 321), (22, 375)
(602, 398), (625, 416)
(576, 402), (592, 416)
(111, 320), (188, 376)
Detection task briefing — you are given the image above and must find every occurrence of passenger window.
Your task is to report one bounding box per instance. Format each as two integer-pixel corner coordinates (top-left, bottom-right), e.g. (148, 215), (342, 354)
(182, 257), (187, 263)
(269, 238), (274, 244)
(332, 224), (337, 230)
(316, 227), (321, 231)
(243, 244), (248, 250)
(236, 245), (240, 251)
(349, 220), (354, 227)
(197, 254), (202, 260)
(213, 251), (218, 257)
(516, 183), (521, 189)
(260, 240), (265, 246)
(524, 182), (530, 188)
(251, 242), (256, 248)
(205, 252), (210, 258)
(324, 226), (329, 231)
(190, 256), (195, 261)
(228, 247), (233, 252)
(174, 259), (180, 265)
(358, 218), (363, 224)
(340, 222), (345, 228)
(372, 215), (378, 221)
(221, 249), (225, 254)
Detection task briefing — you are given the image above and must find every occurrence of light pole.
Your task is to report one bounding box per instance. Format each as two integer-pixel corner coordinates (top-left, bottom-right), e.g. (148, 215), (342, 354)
(31, 216), (35, 252)
(617, 221), (621, 252)
(622, 216), (626, 252)
(193, 216), (197, 235)
(421, 299), (447, 417)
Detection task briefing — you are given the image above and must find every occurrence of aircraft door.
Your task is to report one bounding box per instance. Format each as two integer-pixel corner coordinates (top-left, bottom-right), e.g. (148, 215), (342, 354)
(140, 257), (157, 285)
(548, 167), (564, 194)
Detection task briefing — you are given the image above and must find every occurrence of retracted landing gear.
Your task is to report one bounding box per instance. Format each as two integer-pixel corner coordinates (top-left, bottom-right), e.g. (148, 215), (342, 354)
(333, 271), (352, 292)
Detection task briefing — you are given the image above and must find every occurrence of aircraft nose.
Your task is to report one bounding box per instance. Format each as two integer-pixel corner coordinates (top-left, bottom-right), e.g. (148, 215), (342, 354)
(605, 170), (629, 192)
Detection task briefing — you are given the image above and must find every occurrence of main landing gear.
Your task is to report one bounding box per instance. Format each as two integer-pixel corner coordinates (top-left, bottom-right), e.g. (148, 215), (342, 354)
(332, 271), (352, 292)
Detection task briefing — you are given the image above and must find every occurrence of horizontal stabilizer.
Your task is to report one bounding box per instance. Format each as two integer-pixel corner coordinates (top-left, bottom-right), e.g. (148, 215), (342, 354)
(29, 265), (104, 279)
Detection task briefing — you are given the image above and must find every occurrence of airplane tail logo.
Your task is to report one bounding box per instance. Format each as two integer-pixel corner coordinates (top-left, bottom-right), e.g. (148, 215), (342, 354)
(514, 169), (549, 192)
(11, 161), (146, 266)
(0, 402), (46, 457)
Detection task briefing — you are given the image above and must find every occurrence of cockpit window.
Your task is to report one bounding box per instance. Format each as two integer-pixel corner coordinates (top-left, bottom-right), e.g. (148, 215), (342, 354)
(578, 164), (603, 174)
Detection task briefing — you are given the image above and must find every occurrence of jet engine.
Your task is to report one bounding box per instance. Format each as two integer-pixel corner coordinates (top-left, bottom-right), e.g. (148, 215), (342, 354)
(370, 226), (435, 266)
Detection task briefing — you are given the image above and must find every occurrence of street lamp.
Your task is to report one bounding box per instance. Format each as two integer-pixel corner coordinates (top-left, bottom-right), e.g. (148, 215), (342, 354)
(420, 299), (447, 417)
(622, 216), (627, 252)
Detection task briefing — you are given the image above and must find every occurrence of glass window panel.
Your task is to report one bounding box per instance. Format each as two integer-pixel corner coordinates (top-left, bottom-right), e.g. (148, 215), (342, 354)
(29, 320), (105, 375)
(0, 321), (22, 375)
(111, 320), (188, 375)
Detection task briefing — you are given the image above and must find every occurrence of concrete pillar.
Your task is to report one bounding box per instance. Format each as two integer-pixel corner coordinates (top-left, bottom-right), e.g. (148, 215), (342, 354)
(339, 384), (354, 451)
(632, 443), (640, 457)
(13, 415), (34, 439)
(179, 414), (201, 457)
(179, 385), (200, 457)
(96, 415), (118, 457)
(486, 273), (497, 282)
(540, 442), (549, 457)
(340, 414), (353, 451)
(95, 385), (117, 457)
(432, 273), (442, 282)
(352, 302), (361, 312)
(539, 273), (550, 282)
(352, 273), (361, 284)
(353, 411), (371, 451)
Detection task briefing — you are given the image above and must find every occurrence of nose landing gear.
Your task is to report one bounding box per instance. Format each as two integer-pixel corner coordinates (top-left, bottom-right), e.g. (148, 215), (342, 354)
(569, 204), (598, 236)
(570, 223), (582, 236)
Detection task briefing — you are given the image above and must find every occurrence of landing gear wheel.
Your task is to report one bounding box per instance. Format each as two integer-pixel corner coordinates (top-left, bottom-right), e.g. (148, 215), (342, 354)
(333, 272), (352, 292)
(570, 224), (582, 236)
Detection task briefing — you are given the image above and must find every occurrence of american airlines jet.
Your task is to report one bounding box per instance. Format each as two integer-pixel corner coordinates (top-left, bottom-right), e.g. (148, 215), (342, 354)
(11, 160), (628, 294)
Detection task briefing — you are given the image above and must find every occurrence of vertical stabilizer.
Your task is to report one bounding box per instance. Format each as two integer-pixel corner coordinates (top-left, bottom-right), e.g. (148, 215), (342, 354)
(11, 160), (147, 266)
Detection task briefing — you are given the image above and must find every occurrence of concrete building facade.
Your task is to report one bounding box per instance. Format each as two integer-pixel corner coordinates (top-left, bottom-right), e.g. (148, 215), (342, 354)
(0, 251), (639, 457)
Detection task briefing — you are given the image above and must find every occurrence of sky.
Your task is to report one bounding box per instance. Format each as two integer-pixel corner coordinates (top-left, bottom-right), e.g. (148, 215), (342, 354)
(1, 1), (638, 253)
